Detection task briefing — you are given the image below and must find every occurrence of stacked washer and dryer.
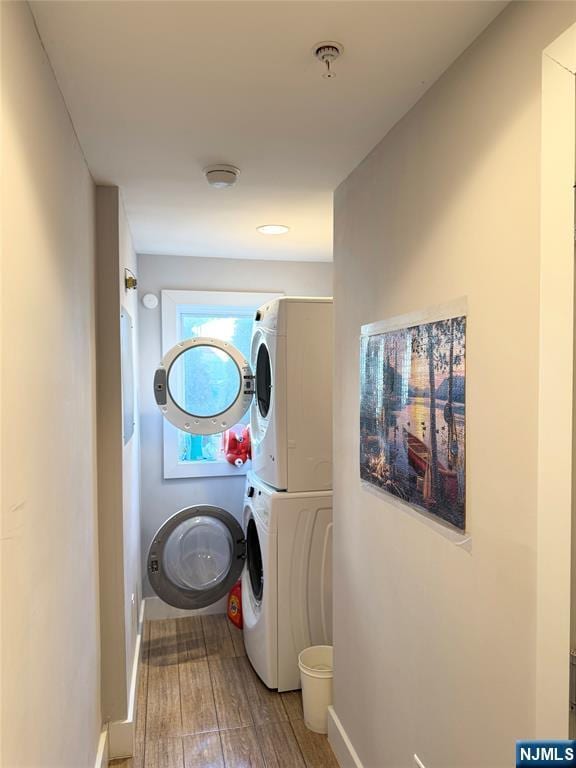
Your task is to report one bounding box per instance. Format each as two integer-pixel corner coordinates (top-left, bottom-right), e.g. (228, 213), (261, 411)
(148, 297), (333, 691)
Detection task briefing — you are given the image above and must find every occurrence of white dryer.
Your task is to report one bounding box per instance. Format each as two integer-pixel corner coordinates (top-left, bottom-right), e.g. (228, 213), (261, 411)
(153, 296), (333, 492)
(250, 297), (333, 492)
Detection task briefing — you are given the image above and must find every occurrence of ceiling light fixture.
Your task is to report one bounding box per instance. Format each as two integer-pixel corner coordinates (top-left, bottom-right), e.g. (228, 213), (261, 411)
(204, 164), (240, 189)
(313, 41), (343, 79)
(257, 225), (290, 235)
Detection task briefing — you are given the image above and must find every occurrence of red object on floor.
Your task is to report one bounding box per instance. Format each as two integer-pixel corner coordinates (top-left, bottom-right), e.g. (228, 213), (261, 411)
(227, 580), (243, 629)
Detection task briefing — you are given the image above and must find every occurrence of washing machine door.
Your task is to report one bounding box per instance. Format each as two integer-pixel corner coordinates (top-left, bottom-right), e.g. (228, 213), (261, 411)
(154, 337), (254, 436)
(147, 505), (246, 610)
(245, 514), (264, 603)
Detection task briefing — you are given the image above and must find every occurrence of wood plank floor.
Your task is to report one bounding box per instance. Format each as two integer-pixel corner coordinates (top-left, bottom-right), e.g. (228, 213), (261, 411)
(109, 616), (338, 768)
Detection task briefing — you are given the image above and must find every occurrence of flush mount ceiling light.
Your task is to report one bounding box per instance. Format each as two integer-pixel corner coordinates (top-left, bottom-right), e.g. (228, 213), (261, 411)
(204, 164), (240, 189)
(313, 41), (343, 79)
(257, 225), (290, 235)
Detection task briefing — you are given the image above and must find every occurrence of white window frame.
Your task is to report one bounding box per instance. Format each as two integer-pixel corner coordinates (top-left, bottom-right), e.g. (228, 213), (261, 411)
(161, 289), (282, 479)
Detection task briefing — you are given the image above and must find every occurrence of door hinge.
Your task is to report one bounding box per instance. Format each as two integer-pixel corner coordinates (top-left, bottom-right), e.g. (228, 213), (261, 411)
(154, 368), (167, 406)
(243, 374), (255, 395)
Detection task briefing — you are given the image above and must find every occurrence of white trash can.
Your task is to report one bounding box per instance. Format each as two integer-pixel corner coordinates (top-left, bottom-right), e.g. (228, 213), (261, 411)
(298, 645), (333, 734)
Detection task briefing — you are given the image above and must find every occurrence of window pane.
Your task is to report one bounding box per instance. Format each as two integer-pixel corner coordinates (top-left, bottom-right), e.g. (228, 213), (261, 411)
(177, 311), (254, 463)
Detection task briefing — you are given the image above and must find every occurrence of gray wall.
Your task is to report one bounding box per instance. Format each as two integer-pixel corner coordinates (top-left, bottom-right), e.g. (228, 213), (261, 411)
(1, 3), (100, 765)
(331, 3), (576, 768)
(137, 253), (332, 596)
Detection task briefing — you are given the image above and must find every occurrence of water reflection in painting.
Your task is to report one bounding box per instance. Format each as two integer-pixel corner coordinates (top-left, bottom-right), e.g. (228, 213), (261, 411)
(360, 315), (466, 530)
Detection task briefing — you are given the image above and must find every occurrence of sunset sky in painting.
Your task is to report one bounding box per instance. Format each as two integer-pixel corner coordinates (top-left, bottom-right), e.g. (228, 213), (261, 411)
(408, 339), (465, 390)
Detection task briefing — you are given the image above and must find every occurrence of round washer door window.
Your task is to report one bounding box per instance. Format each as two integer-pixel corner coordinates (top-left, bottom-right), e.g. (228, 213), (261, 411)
(153, 337), (254, 436)
(168, 345), (242, 418)
(163, 516), (234, 591)
(246, 516), (264, 603)
(148, 505), (246, 610)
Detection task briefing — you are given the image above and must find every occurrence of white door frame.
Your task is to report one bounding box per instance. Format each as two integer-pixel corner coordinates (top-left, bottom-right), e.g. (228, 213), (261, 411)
(536, 22), (576, 738)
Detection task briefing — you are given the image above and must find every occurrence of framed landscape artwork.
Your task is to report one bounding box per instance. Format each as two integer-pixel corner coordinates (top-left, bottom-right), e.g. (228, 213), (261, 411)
(360, 310), (466, 530)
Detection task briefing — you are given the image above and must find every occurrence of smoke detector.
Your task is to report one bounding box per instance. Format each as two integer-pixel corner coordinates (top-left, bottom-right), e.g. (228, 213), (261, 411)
(204, 164), (240, 189)
(313, 41), (343, 79)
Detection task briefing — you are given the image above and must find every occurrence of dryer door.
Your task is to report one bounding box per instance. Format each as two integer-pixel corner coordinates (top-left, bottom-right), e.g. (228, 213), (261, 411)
(254, 336), (272, 419)
(154, 337), (255, 436)
(148, 505), (246, 610)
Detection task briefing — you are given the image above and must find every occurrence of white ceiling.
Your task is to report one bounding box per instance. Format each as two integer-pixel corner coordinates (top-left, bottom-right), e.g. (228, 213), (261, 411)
(31, 1), (506, 262)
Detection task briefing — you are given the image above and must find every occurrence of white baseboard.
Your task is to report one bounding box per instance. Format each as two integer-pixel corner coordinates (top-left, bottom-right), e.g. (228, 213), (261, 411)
(143, 595), (227, 620)
(108, 600), (145, 759)
(94, 727), (108, 768)
(327, 706), (364, 768)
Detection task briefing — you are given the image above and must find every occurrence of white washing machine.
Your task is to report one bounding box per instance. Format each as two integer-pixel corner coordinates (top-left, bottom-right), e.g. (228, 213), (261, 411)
(241, 476), (277, 688)
(243, 473), (333, 691)
(146, 473), (333, 692)
(154, 296), (333, 492)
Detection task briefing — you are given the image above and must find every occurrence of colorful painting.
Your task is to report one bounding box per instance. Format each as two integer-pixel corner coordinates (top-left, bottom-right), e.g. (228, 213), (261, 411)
(360, 314), (466, 530)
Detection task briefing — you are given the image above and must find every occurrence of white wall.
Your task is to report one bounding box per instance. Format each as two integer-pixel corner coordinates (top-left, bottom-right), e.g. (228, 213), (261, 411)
(1, 3), (100, 766)
(537, 24), (576, 737)
(331, 4), (576, 768)
(96, 187), (141, 725)
(137, 253), (332, 597)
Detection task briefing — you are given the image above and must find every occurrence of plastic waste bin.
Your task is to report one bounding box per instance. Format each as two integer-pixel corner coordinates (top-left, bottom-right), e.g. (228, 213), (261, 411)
(298, 645), (333, 734)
